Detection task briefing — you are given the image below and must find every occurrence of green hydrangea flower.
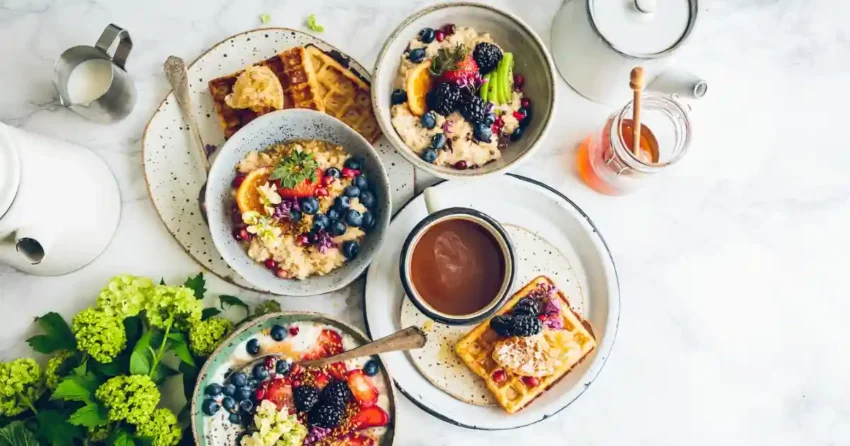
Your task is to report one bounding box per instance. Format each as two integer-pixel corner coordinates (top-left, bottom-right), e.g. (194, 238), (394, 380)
(96, 274), (155, 318)
(188, 317), (232, 357)
(95, 375), (160, 425)
(135, 408), (181, 446)
(87, 425), (111, 442)
(144, 285), (202, 331)
(45, 350), (74, 389)
(73, 308), (127, 364)
(0, 358), (44, 416)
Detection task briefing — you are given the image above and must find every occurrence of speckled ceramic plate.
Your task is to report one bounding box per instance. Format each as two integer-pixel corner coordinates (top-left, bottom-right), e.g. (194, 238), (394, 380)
(143, 28), (415, 291)
(399, 224), (585, 407)
(364, 174), (620, 430)
(191, 312), (396, 445)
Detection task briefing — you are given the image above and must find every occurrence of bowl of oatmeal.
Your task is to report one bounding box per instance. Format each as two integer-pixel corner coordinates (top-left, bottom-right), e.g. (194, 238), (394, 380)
(372, 2), (556, 179)
(206, 109), (391, 296)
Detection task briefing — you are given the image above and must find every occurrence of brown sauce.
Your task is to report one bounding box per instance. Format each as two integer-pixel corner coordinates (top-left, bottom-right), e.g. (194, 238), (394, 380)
(410, 218), (505, 315)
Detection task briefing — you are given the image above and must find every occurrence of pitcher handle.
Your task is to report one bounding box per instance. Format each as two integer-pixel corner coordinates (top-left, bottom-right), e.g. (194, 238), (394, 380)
(95, 24), (133, 70)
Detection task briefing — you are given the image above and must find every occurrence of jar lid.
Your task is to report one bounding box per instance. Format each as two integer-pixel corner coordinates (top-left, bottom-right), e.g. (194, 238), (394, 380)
(590, 0), (696, 58)
(0, 124), (21, 218)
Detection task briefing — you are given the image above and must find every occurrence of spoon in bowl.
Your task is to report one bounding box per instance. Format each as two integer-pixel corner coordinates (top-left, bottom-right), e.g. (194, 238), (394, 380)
(163, 55), (211, 221)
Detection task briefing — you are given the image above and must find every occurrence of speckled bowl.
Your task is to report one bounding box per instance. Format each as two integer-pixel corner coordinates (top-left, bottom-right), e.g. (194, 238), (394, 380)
(205, 109), (391, 296)
(372, 2), (557, 180)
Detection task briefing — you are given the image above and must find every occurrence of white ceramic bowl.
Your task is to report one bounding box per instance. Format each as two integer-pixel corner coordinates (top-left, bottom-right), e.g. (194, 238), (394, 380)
(372, 2), (557, 180)
(206, 109), (391, 296)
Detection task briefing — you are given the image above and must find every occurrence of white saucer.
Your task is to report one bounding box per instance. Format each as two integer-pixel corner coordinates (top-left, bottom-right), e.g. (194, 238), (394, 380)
(364, 174), (620, 430)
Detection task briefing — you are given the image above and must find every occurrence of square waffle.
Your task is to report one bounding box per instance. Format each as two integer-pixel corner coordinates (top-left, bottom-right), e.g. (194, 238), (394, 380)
(455, 276), (597, 414)
(303, 45), (381, 143)
(208, 46), (324, 139)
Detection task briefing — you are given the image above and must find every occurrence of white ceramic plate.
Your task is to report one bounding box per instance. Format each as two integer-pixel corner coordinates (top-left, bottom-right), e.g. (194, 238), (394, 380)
(363, 174), (620, 430)
(143, 28), (415, 291)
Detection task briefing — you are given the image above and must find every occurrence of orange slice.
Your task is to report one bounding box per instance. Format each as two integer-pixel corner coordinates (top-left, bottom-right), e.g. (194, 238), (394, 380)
(236, 167), (271, 214)
(406, 61), (432, 116)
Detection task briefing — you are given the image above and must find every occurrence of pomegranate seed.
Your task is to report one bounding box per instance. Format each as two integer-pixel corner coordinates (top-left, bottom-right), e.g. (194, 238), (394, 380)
(341, 167), (360, 179)
(232, 228), (244, 241)
(513, 74), (525, 90)
(231, 174), (246, 188)
(240, 229), (252, 240)
(520, 98), (531, 108)
(521, 376), (539, 387)
(454, 160), (468, 170)
(297, 234), (310, 246)
(492, 369), (507, 384)
(494, 117), (504, 128)
(264, 259), (277, 269)
(435, 30), (445, 42)
(538, 314), (547, 321)
(275, 268), (289, 278)
(289, 326), (300, 336)
(255, 388), (265, 400)
(315, 187), (329, 197)
(441, 23), (456, 35)
(264, 357), (277, 369)
(321, 175), (335, 186)
(292, 379), (302, 387)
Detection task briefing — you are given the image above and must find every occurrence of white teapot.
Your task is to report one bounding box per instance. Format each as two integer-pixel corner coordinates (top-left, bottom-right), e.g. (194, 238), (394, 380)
(551, 0), (707, 105)
(0, 123), (120, 275)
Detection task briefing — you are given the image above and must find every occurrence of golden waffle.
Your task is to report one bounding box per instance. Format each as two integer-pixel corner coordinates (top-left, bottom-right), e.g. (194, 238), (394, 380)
(455, 276), (597, 414)
(208, 47), (323, 139)
(303, 45), (381, 143)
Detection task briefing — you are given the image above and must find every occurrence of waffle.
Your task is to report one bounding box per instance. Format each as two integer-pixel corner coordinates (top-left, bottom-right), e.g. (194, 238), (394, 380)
(208, 47), (323, 139)
(455, 276), (597, 414)
(303, 45), (381, 143)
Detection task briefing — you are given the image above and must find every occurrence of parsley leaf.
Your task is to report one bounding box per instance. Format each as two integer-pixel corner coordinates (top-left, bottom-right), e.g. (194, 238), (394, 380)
(269, 150), (318, 189)
(307, 14), (325, 32)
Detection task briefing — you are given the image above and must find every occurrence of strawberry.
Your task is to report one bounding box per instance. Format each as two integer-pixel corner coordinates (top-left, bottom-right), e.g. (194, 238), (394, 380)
(264, 378), (294, 412)
(336, 433), (377, 446)
(327, 361), (348, 381)
(346, 370), (378, 408)
(277, 168), (324, 199)
(350, 406), (389, 430)
(439, 56), (480, 86)
(302, 329), (344, 361)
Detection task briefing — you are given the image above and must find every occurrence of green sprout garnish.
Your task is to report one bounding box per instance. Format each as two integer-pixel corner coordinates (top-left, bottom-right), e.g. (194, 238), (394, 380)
(260, 13), (271, 24)
(307, 14), (324, 32)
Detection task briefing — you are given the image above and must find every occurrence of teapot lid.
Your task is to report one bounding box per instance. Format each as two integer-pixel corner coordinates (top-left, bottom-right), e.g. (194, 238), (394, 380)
(0, 124), (21, 218)
(590, 0), (697, 58)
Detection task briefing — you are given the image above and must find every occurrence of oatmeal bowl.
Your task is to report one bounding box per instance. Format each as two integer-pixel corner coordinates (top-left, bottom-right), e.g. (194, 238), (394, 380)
(206, 109), (391, 296)
(372, 2), (556, 179)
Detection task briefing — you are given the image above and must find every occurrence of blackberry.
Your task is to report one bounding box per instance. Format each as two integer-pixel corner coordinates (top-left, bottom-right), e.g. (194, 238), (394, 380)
(308, 403), (344, 428)
(511, 315), (543, 337)
(293, 386), (320, 412)
(320, 380), (352, 408)
(459, 95), (489, 124)
(513, 298), (540, 317)
(472, 42), (503, 75)
(427, 82), (462, 116)
(490, 315), (515, 337)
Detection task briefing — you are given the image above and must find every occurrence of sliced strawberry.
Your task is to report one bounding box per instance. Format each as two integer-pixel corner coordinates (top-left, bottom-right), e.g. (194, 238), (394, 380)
(263, 378), (294, 413)
(346, 370), (378, 408)
(439, 56), (480, 86)
(277, 168), (324, 199)
(335, 433), (377, 446)
(302, 329), (344, 361)
(327, 362), (348, 381)
(350, 406), (389, 430)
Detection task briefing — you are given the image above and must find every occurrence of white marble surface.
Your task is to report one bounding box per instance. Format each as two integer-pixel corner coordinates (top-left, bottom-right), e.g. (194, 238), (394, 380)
(1, 0), (849, 444)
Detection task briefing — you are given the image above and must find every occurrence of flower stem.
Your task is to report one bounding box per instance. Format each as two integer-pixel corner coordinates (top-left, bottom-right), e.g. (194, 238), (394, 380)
(19, 392), (38, 415)
(148, 317), (174, 377)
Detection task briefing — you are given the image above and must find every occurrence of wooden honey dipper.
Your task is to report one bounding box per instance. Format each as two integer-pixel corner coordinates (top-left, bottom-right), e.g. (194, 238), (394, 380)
(629, 67), (645, 158)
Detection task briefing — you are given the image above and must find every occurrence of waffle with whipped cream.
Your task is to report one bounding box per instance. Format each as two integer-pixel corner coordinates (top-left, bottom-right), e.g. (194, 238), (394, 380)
(455, 276), (596, 414)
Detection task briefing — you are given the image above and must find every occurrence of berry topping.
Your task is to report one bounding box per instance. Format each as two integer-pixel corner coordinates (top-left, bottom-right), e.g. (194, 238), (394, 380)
(239, 399), (254, 413)
(309, 403), (344, 428)
(264, 378), (295, 413)
(302, 329), (344, 361)
(454, 160), (468, 170)
(246, 338), (260, 355)
(344, 186), (361, 198)
(231, 372), (248, 387)
(236, 386), (252, 401)
(202, 398), (220, 416)
(275, 268), (290, 279)
(421, 148), (438, 163)
(320, 380), (352, 408)
(297, 234), (311, 246)
(334, 196), (351, 210)
(300, 196), (319, 214)
(390, 89), (407, 105)
(426, 82), (463, 116)
(520, 97), (531, 108)
(521, 376), (539, 387)
(408, 47), (426, 63)
(473, 123), (493, 143)
(263, 258), (277, 270)
(231, 174), (246, 188)
(359, 190), (376, 208)
(491, 369), (507, 384)
(345, 209), (363, 227)
(361, 212), (376, 231)
(473, 42), (503, 75)
(276, 360), (291, 376)
(252, 363), (269, 380)
(460, 95), (490, 124)
(363, 359), (380, 377)
(342, 241), (360, 259)
(431, 133), (447, 149)
(326, 207), (341, 221)
(276, 167), (324, 199)
(270, 324), (287, 342)
(228, 412), (241, 424)
(351, 406), (390, 430)
(420, 111), (437, 129)
(294, 385), (320, 412)
(222, 383), (236, 396)
(221, 396), (237, 413)
(325, 166), (341, 179)
(264, 356), (277, 369)
(254, 387), (265, 400)
(289, 325), (300, 336)
(440, 23), (456, 35)
(346, 369), (378, 408)
(313, 214), (330, 230)
(341, 167), (359, 179)
(329, 220), (347, 236)
(435, 30), (446, 42)
(513, 297), (540, 317)
(432, 44), (480, 88)
(418, 27), (436, 43)
(205, 383), (222, 396)
(513, 74), (525, 90)
(315, 187), (329, 197)
(510, 127), (524, 142)
(344, 158), (363, 170)
(353, 175), (368, 190)
(489, 314), (542, 337)
(233, 227), (251, 242)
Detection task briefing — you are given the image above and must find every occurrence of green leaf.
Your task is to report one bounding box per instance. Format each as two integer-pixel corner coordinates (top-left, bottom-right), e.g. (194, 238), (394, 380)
(26, 312), (75, 354)
(68, 403), (108, 428)
(269, 151), (318, 189)
(51, 373), (99, 404)
(0, 421), (39, 446)
(150, 363), (178, 384)
(130, 330), (153, 375)
(166, 333), (196, 367)
(219, 295), (249, 316)
(109, 428), (135, 446)
(183, 273), (206, 300)
(124, 316), (143, 347)
(36, 410), (82, 446)
(201, 308), (221, 320)
(92, 353), (126, 377)
(73, 360), (87, 376)
(160, 278), (166, 285)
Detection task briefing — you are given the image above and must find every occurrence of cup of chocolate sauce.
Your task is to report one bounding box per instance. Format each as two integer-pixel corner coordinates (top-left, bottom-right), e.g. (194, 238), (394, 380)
(399, 187), (516, 325)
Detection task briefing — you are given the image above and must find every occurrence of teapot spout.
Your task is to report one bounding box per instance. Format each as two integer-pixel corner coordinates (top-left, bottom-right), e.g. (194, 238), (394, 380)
(648, 69), (708, 99)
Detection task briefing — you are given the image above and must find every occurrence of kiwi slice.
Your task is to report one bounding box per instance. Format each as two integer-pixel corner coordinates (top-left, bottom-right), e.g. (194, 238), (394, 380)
(480, 73), (491, 101)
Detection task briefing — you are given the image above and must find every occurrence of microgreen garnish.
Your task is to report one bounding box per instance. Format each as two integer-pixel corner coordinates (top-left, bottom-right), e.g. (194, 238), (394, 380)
(430, 44), (468, 76)
(270, 150), (319, 189)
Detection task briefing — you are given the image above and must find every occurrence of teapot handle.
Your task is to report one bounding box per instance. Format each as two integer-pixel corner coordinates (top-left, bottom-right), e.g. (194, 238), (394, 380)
(647, 69), (708, 100)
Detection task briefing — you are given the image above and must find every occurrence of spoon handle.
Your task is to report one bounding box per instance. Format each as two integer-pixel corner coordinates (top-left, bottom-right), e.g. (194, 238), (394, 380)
(300, 326), (427, 369)
(163, 56), (210, 172)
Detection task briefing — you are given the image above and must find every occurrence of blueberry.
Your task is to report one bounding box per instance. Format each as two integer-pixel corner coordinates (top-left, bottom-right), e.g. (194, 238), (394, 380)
(421, 148), (438, 163)
(329, 220), (347, 237)
(290, 210), (302, 222)
(202, 398), (220, 416)
(344, 186), (360, 198)
(246, 339), (260, 355)
(326, 208), (341, 221)
(252, 364), (269, 380)
(408, 48), (426, 63)
(235, 386), (252, 402)
(313, 214), (330, 230)
(325, 167), (341, 178)
(247, 379), (259, 389)
(358, 190), (376, 208)
(419, 28), (436, 43)
(205, 383), (223, 396)
(334, 196), (351, 210)
(270, 324), (287, 341)
(300, 197), (319, 214)
(363, 359), (380, 377)
(231, 372), (248, 387)
(222, 383), (236, 397)
(390, 89), (407, 105)
(228, 412), (241, 424)
(276, 360), (291, 375)
(239, 399), (254, 413)
(343, 157), (363, 171)
(510, 127), (523, 142)
(353, 175), (369, 190)
(519, 107), (532, 127)
(345, 209), (363, 227)
(473, 123), (492, 143)
(222, 396), (237, 413)
(431, 133), (447, 149)
(420, 112), (437, 129)
(342, 241), (360, 259)
(483, 113), (496, 126)
(361, 212), (376, 231)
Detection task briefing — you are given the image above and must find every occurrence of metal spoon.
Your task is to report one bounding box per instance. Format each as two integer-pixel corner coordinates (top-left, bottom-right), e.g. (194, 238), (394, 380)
(226, 326), (427, 380)
(163, 55), (211, 221)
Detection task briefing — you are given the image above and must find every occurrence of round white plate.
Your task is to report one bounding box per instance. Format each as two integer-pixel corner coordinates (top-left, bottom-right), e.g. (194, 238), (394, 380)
(364, 174), (620, 430)
(143, 28), (415, 291)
